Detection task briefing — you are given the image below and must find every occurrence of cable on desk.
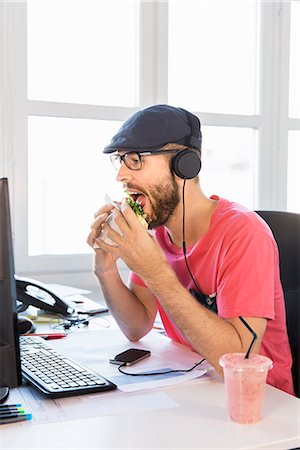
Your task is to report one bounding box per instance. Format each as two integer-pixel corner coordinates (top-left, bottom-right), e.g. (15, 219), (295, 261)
(117, 358), (205, 376)
(49, 315), (111, 331)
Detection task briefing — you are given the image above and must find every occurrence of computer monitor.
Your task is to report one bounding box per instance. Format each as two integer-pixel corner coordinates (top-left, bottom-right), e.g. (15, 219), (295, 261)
(0, 177), (22, 395)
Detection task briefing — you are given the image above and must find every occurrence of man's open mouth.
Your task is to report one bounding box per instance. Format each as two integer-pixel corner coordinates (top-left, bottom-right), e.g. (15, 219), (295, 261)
(126, 191), (146, 209)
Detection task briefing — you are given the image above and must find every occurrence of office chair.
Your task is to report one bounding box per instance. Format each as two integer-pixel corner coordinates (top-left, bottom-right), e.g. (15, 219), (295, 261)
(256, 211), (300, 398)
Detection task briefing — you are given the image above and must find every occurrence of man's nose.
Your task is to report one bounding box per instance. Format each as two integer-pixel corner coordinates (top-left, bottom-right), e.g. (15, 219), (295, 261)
(115, 162), (132, 183)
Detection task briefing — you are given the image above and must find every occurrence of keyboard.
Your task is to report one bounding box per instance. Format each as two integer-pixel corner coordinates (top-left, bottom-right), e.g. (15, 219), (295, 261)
(20, 336), (117, 398)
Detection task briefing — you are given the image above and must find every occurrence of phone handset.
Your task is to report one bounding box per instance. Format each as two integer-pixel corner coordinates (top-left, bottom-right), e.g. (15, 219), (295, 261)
(15, 275), (74, 316)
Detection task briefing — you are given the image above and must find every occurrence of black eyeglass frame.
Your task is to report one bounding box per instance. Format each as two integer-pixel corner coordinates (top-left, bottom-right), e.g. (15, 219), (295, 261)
(110, 149), (181, 171)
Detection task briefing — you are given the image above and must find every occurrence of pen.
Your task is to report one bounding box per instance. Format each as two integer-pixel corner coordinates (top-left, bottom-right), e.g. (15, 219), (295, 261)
(0, 414), (32, 425)
(25, 333), (67, 340)
(0, 408), (24, 415)
(0, 404), (22, 408)
(0, 413), (30, 420)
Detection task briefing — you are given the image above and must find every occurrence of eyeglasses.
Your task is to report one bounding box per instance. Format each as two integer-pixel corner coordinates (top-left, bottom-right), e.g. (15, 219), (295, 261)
(110, 150), (179, 171)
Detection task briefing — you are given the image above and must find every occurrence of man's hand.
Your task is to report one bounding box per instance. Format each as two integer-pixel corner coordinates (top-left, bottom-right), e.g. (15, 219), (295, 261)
(93, 202), (168, 280)
(87, 204), (119, 276)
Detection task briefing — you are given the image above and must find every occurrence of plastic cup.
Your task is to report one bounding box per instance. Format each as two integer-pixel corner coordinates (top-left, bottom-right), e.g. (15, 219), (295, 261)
(219, 353), (273, 424)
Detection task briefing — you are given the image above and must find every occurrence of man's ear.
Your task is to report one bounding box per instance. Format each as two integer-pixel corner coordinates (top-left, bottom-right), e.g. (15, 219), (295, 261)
(171, 149), (202, 179)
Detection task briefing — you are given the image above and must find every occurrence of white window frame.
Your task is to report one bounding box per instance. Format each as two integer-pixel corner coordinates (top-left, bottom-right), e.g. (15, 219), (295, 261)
(1, 0), (299, 279)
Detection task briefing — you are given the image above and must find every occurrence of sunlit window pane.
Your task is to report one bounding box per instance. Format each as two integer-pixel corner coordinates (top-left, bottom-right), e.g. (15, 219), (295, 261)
(289, 1), (300, 118)
(201, 126), (257, 209)
(27, 0), (137, 106)
(168, 0), (258, 114)
(287, 131), (300, 213)
(28, 116), (123, 255)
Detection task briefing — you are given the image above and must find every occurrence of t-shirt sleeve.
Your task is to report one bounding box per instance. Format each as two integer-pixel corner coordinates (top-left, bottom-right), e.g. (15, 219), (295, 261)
(217, 229), (277, 320)
(129, 271), (147, 287)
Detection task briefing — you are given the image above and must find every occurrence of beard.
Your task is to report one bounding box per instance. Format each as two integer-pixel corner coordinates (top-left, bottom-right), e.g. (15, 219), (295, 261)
(146, 174), (180, 229)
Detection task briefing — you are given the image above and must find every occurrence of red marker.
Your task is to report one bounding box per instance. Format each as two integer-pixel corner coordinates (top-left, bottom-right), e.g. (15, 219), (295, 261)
(25, 333), (67, 340)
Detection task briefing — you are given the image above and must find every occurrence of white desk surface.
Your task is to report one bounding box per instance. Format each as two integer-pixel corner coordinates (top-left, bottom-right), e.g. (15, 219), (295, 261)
(1, 317), (299, 450)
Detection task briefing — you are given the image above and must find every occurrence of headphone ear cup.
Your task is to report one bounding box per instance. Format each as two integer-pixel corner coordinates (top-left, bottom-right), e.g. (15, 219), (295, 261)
(171, 150), (201, 179)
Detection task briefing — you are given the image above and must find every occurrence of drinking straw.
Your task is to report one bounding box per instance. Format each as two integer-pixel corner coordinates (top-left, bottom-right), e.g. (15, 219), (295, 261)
(239, 316), (257, 359)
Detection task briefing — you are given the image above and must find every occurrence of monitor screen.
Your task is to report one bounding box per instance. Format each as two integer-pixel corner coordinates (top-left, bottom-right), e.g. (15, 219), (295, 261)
(0, 177), (22, 388)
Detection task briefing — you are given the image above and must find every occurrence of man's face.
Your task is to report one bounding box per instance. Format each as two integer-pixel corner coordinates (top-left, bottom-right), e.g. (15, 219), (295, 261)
(142, 173), (180, 229)
(115, 152), (180, 228)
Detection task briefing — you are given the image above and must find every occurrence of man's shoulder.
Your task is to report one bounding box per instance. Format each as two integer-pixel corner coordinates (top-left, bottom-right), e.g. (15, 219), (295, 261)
(212, 197), (273, 238)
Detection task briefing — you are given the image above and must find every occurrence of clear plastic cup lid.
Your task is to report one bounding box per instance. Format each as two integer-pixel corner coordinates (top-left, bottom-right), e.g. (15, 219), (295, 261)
(219, 353), (273, 371)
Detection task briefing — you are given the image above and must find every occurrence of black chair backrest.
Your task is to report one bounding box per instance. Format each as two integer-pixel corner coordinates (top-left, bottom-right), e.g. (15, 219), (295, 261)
(256, 211), (300, 397)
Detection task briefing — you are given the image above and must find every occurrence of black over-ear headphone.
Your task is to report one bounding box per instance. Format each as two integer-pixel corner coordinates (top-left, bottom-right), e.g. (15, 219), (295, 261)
(171, 109), (202, 179)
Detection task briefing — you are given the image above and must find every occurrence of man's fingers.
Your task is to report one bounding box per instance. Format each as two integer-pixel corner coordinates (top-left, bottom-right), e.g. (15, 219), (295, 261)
(91, 212), (108, 230)
(101, 222), (123, 245)
(87, 229), (97, 247)
(93, 204), (114, 219)
(120, 202), (146, 230)
(94, 231), (120, 254)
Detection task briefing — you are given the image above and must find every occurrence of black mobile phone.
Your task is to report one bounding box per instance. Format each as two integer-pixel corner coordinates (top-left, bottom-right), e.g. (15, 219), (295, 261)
(109, 348), (151, 366)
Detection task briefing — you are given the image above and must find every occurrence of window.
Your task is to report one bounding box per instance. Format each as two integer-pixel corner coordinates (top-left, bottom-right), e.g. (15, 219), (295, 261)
(1, 0), (299, 279)
(201, 127), (257, 207)
(168, 0), (258, 115)
(287, 131), (300, 213)
(28, 116), (122, 255)
(27, 0), (137, 106)
(289, 0), (300, 118)
(168, 0), (259, 207)
(287, 1), (300, 212)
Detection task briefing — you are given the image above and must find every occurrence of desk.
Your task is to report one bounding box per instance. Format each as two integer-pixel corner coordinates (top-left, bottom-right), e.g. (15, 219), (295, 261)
(1, 317), (300, 450)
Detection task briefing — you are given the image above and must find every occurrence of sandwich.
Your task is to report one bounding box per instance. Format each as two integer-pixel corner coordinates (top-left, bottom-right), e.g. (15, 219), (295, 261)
(125, 194), (149, 229)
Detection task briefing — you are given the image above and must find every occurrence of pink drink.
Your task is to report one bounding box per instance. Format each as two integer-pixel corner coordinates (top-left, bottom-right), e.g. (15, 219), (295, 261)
(219, 353), (273, 424)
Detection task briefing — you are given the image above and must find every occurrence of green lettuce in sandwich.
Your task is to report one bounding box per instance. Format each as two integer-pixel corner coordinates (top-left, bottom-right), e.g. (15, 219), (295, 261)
(126, 193), (149, 229)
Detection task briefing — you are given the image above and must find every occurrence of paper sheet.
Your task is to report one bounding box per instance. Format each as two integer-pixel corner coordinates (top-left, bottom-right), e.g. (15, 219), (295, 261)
(8, 386), (178, 424)
(42, 324), (208, 392)
(9, 320), (208, 424)
(47, 283), (91, 297)
(109, 368), (206, 392)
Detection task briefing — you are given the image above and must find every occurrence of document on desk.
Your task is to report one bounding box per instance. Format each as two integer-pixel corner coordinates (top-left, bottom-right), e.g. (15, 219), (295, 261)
(47, 283), (91, 297)
(8, 386), (178, 424)
(50, 325), (208, 393)
(10, 323), (208, 424)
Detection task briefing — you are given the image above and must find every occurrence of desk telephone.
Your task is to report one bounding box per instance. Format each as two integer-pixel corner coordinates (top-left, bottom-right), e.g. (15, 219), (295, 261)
(15, 276), (75, 316)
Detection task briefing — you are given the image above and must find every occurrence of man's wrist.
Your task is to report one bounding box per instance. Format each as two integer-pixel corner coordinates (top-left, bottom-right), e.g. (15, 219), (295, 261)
(94, 265), (118, 281)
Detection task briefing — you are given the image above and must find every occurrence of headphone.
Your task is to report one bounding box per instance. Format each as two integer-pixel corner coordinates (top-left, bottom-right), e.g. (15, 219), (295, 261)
(171, 109), (202, 179)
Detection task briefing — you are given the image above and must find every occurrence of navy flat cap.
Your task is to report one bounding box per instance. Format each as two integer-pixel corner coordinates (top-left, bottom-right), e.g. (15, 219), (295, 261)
(103, 104), (202, 153)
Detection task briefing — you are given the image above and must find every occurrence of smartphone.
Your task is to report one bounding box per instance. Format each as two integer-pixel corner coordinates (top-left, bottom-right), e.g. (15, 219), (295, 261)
(109, 348), (151, 366)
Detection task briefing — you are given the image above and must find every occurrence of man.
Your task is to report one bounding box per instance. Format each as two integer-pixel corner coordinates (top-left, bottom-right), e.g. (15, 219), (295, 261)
(87, 104), (294, 395)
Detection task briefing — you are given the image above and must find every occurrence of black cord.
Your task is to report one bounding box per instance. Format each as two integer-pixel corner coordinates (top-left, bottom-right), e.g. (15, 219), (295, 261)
(50, 315), (90, 331)
(117, 181), (209, 378)
(117, 358), (205, 376)
(182, 178), (202, 293)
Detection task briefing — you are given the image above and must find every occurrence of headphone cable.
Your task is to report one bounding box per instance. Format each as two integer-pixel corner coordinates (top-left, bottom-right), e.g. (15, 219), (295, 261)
(182, 179), (202, 293)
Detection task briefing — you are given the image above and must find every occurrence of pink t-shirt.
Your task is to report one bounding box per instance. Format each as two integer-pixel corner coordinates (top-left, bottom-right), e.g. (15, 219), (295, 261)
(130, 196), (294, 395)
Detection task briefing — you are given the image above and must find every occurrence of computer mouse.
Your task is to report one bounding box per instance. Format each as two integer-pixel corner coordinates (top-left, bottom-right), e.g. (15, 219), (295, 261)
(18, 317), (36, 334)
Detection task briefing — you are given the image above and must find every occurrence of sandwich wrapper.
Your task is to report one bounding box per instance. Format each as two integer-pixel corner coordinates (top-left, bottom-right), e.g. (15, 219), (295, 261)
(93, 194), (153, 249)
